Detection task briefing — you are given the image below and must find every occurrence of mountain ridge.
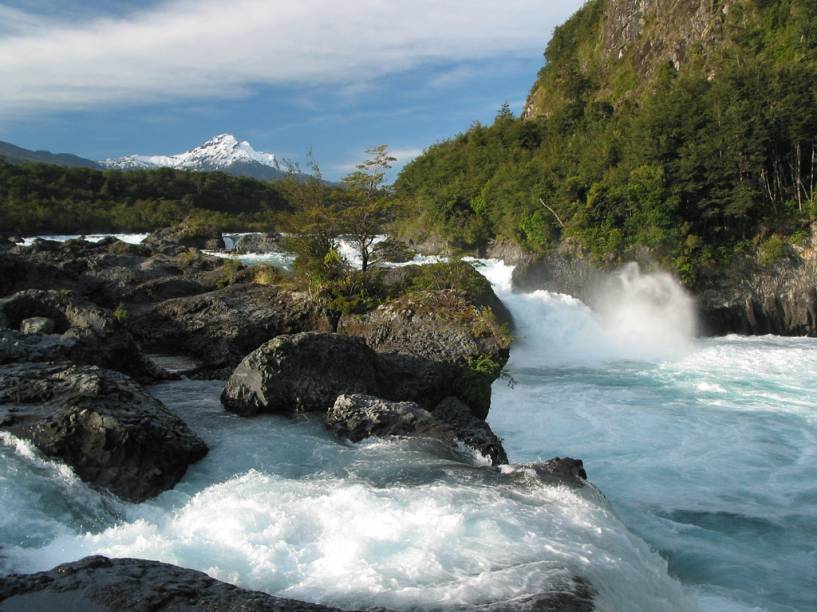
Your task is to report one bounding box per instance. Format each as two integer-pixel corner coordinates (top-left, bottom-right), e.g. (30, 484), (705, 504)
(0, 140), (101, 169)
(100, 134), (286, 181)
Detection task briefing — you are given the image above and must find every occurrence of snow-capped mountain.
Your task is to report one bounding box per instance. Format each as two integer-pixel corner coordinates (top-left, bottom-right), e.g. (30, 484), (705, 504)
(99, 134), (285, 180)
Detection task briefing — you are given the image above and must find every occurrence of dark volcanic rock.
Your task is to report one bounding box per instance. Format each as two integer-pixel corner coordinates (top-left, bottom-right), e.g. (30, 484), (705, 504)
(326, 394), (508, 466)
(695, 247), (817, 336)
(131, 284), (334, 376)
(222, 333), (380, 416)
(431, 397), (508, 465)
(338, 290), (511, 419)
(511, 254), (604, 307)
(0, 363), (208, 502)
(0, 289), (152, 378)
(0, 556), (355, 612)
(470, 576), (595, 611)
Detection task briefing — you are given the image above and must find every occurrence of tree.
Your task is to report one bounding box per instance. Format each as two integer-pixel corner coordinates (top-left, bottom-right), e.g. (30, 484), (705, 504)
(278, 153), (344, 280)
(341, 145), (397, 274)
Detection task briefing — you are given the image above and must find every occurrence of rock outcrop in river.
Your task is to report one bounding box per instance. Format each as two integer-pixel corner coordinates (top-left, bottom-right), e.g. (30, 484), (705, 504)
(0, 362), (207, 502)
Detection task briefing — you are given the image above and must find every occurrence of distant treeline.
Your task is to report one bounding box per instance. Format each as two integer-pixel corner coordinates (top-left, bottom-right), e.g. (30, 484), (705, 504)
(0, 160), (292, 234)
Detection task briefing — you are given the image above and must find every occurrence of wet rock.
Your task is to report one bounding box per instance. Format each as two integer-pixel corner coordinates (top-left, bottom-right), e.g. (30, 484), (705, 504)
(470, 575), (595, 611)
(0, 363), (208, 502)
(326, 394), (508, 466)
(431, 397), (508, 465)
(0, 556), (356, 612)
(131, 284), (334, 376)
(222, 333), (380, 416)
(511, 254), (604, 307)
(19, 316), (54, 335)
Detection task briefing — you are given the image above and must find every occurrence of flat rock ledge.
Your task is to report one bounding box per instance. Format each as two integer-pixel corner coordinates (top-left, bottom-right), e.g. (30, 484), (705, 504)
(0, 363), (208, 502)
(0, 556), (362, 612)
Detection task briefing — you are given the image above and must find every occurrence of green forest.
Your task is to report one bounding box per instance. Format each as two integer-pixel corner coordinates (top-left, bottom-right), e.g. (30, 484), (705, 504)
(0, 161), (291, 234)
(393, 0), (817, 283)
(3, 0), (817, 286)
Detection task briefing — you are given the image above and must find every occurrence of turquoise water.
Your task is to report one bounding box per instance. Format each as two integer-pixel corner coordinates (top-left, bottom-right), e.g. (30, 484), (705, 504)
(482, 261), (817, 612)
(1, 249), (814, 610)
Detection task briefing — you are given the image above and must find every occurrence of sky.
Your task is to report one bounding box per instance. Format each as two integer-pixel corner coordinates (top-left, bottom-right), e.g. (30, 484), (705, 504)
(0, 0), (585, 180)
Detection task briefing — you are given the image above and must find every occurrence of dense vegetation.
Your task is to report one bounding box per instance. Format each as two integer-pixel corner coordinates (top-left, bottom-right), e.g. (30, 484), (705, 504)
(0, 160), (291, 234)
(394, 0), (817, 283)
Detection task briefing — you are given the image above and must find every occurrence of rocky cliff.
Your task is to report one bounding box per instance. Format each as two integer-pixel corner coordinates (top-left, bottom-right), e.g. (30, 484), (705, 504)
(526, 0), (741, 118)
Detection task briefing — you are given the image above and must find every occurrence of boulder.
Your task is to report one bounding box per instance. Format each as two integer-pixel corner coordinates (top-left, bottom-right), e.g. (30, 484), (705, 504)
(338, 290), (511, 419)
(131, 284), (333, 376)
(0, 556), (356, 612)
(232, 232), (283, 254)
(326, 394), (508, 466)
(19, 316), (54, 334)
(222, 333), (380, 416)
(0, 362), (208, 502)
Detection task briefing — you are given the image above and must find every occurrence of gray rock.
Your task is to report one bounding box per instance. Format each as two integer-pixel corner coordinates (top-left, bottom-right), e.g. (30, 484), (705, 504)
(232, 232), (283, 254)
(222, 333), (380, 416)
(19, 316), (54, 335)
(143, 225), (225, 254)
(131, 284), (334, 376)
(0, 363), (208, 502)
(326, 394), (508, 466)
(0, 556), (358, 611)
(0, 289), (152, 379)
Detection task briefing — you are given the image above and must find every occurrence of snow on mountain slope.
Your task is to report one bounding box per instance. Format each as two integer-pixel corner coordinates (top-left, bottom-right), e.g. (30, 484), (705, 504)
(99, 134), (282, 178)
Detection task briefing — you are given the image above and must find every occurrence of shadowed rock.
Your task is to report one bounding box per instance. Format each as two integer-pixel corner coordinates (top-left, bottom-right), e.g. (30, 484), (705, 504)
(325, 394), (508, 466)
(0, 556), (361, 612)
(222, 333), (380, 416)
(131, 284), (334, 377)
(0, 363), (207, 502)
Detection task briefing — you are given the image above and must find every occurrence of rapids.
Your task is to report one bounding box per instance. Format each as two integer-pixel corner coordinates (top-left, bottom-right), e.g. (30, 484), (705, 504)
(3, 234), (814, 611)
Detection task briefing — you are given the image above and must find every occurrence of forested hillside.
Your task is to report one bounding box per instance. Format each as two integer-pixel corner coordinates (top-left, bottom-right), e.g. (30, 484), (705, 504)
(0, 161), (291, 233)
(395, 0), (817, 282)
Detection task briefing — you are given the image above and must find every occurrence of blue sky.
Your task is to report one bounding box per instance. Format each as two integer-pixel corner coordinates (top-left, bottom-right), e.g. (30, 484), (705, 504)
(0, 0), (584, 180)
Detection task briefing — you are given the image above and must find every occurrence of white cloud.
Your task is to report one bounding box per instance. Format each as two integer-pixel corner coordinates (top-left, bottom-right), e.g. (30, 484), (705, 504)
(0, 0), (584, 117)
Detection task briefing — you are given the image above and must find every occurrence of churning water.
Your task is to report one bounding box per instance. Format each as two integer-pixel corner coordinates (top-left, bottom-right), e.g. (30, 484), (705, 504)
(1, 243), (814, 611)
(479, 259), (817, 612)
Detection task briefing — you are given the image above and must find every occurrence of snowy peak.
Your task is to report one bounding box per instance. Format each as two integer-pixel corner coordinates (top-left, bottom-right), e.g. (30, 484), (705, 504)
(99, 134), (281, 179)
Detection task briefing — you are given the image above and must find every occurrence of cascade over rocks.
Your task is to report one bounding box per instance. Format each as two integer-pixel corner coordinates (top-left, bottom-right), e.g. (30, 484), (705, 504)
(0, 556), (359, 612)
(0, 362), (208, 502)
(326, 394), (508, 466)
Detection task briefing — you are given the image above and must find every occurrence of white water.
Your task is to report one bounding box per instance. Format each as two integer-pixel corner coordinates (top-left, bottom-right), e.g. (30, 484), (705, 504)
(479, 259), (817, 612)
(15, 233), (149, 246)
(1, 250), (813, 610)
(0, 381), (694, 611)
